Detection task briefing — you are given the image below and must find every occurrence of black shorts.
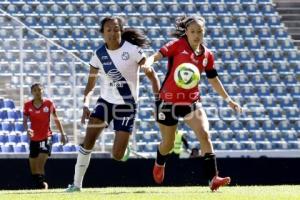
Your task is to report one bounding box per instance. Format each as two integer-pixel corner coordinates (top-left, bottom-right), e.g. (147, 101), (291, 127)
(155, 100), (202, 126)
(29, 137), (52, 158)
(90, 98), (137, 133)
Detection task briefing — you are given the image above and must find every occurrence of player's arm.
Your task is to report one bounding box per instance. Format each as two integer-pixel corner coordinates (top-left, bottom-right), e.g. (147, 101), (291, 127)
(23, 115), (33, 137)
(83, 65), (99, 107)
(139, 58), (161, 99)
(52, 111), (67, 145)
(144, 52), (163, 69)
(81, 65), (99, 124)
(208, 77), (242, 113)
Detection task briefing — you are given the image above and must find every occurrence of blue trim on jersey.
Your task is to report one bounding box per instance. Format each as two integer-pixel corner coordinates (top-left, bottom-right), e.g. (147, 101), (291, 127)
(96, 43), (136, 105)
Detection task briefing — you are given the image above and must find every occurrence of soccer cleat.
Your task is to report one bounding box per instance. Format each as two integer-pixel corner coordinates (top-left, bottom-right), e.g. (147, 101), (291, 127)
(153, 162), (165, 184)
(42, 182), (48, 190)
(65, 184), (81, 192)
(209, 175), (231, 192)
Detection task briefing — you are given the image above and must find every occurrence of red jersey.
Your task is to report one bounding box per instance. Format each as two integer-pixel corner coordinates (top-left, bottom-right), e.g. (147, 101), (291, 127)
(23, 99), (56, 141)
(159, 37), (216, 104)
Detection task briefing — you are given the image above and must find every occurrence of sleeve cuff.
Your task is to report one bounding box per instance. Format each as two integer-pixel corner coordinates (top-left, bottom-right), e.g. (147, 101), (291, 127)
(205, 69), (218, 79)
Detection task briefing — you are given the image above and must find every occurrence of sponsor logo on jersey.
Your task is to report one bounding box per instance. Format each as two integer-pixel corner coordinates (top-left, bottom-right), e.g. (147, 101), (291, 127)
(101, 55), (108, 60)
(43, 107), (49, 113)
(107, 69), (123, 82)
(102, 61), (113, 66)
(202, 57), (208, 67)
(122, 52), (130, 60)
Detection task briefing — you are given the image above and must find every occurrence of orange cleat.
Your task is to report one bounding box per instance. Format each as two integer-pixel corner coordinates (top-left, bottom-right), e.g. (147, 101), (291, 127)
(209, 175), (231, 192)
(153, 162), (165, 184)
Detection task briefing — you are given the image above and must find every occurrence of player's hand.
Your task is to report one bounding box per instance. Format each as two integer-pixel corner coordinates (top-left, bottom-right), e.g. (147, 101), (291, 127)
(27, 129), (34, 138)
(228, 100), (242, 113)
(61, 134), (68, 145)
(81, 106), (91, 124)
(141, 65), (153, 75)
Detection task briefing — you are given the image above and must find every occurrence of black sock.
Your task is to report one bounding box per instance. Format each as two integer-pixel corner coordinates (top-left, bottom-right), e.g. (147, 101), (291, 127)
(32, 174), (46, 189)
(203, 153), (218, 181)
(31, 174), (39, 188)
(156, 148), (168, 166)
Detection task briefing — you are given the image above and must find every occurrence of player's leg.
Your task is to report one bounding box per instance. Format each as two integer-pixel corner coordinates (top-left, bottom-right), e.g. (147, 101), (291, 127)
(35, 153), (49, 189)
(112, 131), (130, 160)
(184, 107), (230, 191)
(67, 99), (111, 191)
(29, 140), (45, 189)
(69, 117), (105, 191)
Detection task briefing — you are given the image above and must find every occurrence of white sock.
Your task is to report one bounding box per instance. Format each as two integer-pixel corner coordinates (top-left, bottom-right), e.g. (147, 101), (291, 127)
(73, 146), (92, 188)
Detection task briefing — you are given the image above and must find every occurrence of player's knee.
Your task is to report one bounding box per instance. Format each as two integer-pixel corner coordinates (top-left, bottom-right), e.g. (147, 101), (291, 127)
(161, 141), (174, 152)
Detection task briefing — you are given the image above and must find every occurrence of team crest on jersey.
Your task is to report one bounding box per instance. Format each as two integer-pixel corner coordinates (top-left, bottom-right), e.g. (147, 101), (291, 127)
(122, 52), (129, 60)
(43, 107), (49, 113)
(202, 58), (208, 67)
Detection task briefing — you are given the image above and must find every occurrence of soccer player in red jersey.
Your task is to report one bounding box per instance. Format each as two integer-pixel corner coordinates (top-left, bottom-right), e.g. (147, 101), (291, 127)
(23, 83), (67, 189)
(145, 16), (242, 191)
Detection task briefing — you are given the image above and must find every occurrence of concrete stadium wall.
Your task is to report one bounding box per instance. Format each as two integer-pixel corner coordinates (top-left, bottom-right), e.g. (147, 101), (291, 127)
(1, 158), (300, 189)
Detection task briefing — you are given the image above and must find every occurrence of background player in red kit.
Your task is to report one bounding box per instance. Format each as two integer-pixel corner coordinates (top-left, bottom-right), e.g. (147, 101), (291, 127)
(23, 83), (67, 189)
(145, 16), (242, 191)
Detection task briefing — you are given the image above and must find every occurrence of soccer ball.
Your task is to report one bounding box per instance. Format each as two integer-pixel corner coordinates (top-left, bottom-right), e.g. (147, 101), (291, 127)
(174, 63), (200, 89)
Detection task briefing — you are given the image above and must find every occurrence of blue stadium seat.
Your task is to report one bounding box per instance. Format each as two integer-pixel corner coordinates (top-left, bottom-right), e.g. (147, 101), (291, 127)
(210, 27), (224, 39)
(83, 17), (96, 27)
(285, 108), (300, 121)
(143, 17), (156, 28)
(239, 85), (255, 97)
(4, 99), (15, 109)
(252, 131), (266, 142)
(257, 27), (272, 39)
(283, 75), (298, 86)
(213, 4), (229, 15)
(251, 107), (268, 120)
(288, 141), (300, 149)
(246, 38), (261, 50)
(254, 50), (268, 62)
(168, 5), (184, 16)
(267, 108), (285, 121)
(14, 142), (29, 153)
(251, 16), (265, 27)
(138, 5), (154, 16)
(144, 143), (157, 152)
(0, 132), (8, 143)
(63, 143), (77, 152)
(108, 5), (124, 15)
(123, 4), (138, 16)
(0, 110), (8, 121)
(94, 4), (109, 15)
(238, 50), (252, 62)
(159, 17), (172, 28)
(229, 39), (245, 50)
(256, 141), (272, 150)
(226, 27), (240, 38)
(278, 39), (295, 50)
(240, 141), (256, 150)
(228, 4), (244, 16)
(272, 85), (287, 98)
(6, 4), (19, 14)
(273, 27), (288, 39)
(245, 4), (261, 16)
(127, 17), (142, 27)
(262, 120), (276, 132)
(42, 28), (54, 38)
(286, 51), (300, 62)
(230, 120), (244, 132)
(219, 131), (233, 141)
(236, 16), (251, 28)
(79, 4), (92, 14)
(266, 75), (282, 86)
(288, 85), (300, 98)
(39, 16), (52, 27)
(69, 16), (81, 26)
(2, 142), (15, 153)
(214, 120), (229, 131)
(260, 4), (276, 16)
(212, 140), (226, 150)
(52, 143), (63, 152)
(65, 4), (78, 15)
(8, 133), (21, 143)
(224, 140), (241, 150)
(0, 98), (4, 109)
(235, 74), (250, 85)
(153, 4), (169, 16)
(272, 141), (288, 149)
(262, 39), (278, 50)
(35, 4), (48, 15)
(199, 4), (214, 16)
(221, 50), (235, 62)
(258, 62), (275, 74)
(266, 16), (281, 27)
(1, 122), (14, 132)
(21, 4), (33, 14)
(277, 97), (294, 108)
(212, 39), (228, 50)
(50, 4), (63, 14)
(20, 133), (29, 143)
(239, 27), (256, 39)
(251, 74), (268, 86)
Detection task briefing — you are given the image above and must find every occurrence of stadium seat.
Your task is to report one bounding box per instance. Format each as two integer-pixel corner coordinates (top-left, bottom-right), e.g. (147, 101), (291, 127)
(230, 39), (245, 50)
(228, 4), (244, 16)
(245, 4), (261, 16)
(0, 132), (8, 143)
(14, 142), (29, 153)
(1, 122), (14, 132)
(138, 5), (154, 16)
(168, 5), (184, 16)
(240, 141), (256, 150)
(266, 16), (281, 27)
(153, 5), (169, 16)
(272, 140), (288, 149)
(288, 141), (300, 149)
(213, 4), (229, 15)
(260, 4), (276, 16)
(4, 99), (15, 109)
(0, 110), (8, 121)
(199, 4), (214, 16)
(50, 4), (63, 14)
(246, 38), (261, 50)
(256, 141), (272, 150)
(251, 16), (265, 27)
(52, 143), (63, 152)
(20, 133), (29, 143)
(94, 4), (109, 16)
(225, 140), (241, 150)
(65, 4), (78, 15)
(252, 131), (266, 142)
(2, 142), (15, 153)
(285, 108), (300, 121)
(62, 143), (77, 152)
(267, 108), (285, 121)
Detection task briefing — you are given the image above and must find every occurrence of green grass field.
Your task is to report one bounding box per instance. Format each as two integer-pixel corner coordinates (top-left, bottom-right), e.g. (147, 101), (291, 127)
(1, 186), (300, 200)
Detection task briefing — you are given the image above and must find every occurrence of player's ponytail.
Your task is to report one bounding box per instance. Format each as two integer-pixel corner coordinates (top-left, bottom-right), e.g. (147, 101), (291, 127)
(100, 16), (149, 48)
(122, 28), (150, 48)
(173, 16), (206, 38)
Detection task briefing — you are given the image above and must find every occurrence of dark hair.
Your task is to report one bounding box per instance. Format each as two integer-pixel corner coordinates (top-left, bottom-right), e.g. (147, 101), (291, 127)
(100, 16), (149, 48)
(30, 83), (43, 92)
(172, 16), (206, 38)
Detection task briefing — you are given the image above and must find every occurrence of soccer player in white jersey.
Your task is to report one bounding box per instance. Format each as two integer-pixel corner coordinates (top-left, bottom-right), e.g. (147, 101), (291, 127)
(66, 16), (160, 192)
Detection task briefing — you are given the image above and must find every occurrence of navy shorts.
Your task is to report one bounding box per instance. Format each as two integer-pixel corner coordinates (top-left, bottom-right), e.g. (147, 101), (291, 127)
(155, 100), (202, 126)
(29, 137), (52, 158)
(90, 98), (137, 133)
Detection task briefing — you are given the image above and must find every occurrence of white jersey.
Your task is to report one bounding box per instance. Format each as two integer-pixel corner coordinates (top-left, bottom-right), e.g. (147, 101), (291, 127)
(89, 41), (145, 105)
